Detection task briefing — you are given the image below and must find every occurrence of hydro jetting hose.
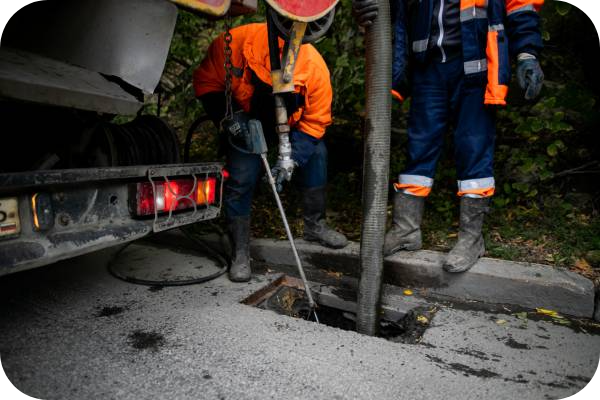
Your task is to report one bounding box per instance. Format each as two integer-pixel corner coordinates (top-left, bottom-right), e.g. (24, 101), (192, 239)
(356, 0), (392, 336)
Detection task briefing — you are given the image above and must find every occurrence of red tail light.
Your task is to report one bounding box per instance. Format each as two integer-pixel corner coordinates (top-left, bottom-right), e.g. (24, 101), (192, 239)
(134, 178), (217, 217)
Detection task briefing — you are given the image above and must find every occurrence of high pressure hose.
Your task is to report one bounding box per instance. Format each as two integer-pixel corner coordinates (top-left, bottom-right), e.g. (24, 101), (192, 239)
(356, 0), (392, 336)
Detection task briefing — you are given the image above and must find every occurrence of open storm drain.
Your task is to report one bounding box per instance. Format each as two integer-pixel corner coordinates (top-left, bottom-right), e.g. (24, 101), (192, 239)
(243, 275), (437, 344)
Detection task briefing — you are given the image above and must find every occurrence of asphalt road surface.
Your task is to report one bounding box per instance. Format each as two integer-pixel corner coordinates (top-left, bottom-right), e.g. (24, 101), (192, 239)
(0, 242), (599, 400)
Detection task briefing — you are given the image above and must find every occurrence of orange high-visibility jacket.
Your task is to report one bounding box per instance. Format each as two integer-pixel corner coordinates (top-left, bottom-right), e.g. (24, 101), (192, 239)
(193, 23), (333, 139)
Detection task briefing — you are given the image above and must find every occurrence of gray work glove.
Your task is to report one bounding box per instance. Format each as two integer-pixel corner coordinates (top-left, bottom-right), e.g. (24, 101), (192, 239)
(271, 158), (296, 193)
(353, 0), (379, 27)
(516, 54), (544, 100)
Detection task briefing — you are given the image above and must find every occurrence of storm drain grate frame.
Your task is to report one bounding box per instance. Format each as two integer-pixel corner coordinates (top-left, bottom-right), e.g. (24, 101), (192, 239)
(242, 274), (437, 343)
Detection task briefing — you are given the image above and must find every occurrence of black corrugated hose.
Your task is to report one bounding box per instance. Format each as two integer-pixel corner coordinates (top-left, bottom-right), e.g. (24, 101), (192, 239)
(356, 0), (392, 336)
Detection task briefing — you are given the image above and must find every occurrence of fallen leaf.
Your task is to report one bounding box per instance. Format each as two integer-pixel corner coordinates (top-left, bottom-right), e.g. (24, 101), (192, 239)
(416, 315), (429, 324)
(496, 319), (508, 325)
(447, 233), (458, 238)
(572, 258), (594, 278)
(536, 308), (560, 318)
(403, 289), (413, 296)
(325, 271), (343, 279)
(514, 312), (528, 320)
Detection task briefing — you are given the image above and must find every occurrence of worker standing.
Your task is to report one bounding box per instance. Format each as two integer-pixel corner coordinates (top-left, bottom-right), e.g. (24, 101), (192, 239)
(193, 23), (348, 282)
(353, 0), (544, 272)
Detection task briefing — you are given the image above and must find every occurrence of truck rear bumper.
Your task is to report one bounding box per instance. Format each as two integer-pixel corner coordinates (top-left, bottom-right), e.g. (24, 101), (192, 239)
(0, 163), (223, 276)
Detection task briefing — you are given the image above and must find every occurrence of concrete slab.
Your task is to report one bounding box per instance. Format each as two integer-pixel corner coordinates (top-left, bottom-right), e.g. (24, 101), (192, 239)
(0, 246), (598, 400)
(249, 239), (596, 319)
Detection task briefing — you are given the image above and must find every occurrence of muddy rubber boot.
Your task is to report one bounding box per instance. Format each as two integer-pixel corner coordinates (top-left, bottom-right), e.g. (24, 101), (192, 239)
(227, 216), (251, 282)
(302, 186), (348, 249)
(444, 197), (490, 273)
(383, 192), (425, 256)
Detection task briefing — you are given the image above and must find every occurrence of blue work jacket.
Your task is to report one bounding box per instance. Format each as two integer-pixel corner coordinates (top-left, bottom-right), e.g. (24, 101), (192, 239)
(392, 0), (544, 105)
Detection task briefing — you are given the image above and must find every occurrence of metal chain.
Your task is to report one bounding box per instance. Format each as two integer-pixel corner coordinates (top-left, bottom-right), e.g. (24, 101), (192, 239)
(223, 10), (234, 122)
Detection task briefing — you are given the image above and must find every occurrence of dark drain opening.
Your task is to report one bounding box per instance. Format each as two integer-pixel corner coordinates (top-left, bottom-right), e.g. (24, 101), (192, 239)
(243, 275), (436, 344)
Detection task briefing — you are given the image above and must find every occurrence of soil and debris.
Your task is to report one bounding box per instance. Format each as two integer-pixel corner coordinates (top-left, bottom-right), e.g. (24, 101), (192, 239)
(257, 286), (437, 344)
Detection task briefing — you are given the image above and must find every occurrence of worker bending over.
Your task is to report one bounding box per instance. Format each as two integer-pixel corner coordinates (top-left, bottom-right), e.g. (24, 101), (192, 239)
(194, 23), (348, 282)
(353, 0), (544, 272)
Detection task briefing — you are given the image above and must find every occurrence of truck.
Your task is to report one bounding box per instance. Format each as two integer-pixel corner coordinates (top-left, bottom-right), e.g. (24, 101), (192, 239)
(0, 0), (261, 276)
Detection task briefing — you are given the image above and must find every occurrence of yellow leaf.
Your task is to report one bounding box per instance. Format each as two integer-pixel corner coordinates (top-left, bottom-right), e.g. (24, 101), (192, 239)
(447, 233), (458, 238)
(416, 315), (429, 324)
(571, 258), (595, 278)
(573, 258), (592, 271)
(496, 319), (508, 325)
(403, 289), (413, 296)
(536, 308), (559, 318)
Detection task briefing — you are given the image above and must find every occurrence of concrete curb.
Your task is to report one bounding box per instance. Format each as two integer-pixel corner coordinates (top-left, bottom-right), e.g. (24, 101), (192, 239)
(250, 239), (597, 319)
(595, 288), (600, 321)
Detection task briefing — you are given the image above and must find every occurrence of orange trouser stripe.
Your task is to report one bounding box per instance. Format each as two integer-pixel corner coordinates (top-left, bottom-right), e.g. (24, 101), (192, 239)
(457, 187), (495, 197)
(394, 183), (432, 197)
(391, 89), (404, 102)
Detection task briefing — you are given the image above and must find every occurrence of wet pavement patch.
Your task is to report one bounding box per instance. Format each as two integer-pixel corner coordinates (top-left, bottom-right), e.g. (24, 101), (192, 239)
(425, 355), (500, 379)
(504, 337), (531, 350)
(128, 330), (166, 351)
(447, 362), (500, 378)
(96, 306), (125, 317)
(452, 347), (491, 361)
(504, 376), (529, 384)
(243, 275), (436, 344)
(566, 375), (591, 383)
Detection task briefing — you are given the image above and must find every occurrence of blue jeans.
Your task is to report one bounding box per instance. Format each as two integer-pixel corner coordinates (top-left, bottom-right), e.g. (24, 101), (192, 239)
(399, 57), (496, 196)
(224, 139), (328, 217)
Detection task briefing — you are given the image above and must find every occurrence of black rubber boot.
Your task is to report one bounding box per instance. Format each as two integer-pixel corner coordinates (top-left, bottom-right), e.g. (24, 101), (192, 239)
(444, 197), (491, 273)
(383, 192), (425, 256)
(227, 216), (251, 282)
(302, 186), (348, 249)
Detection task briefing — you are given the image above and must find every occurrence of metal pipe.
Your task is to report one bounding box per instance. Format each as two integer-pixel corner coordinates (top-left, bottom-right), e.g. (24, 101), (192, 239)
(261, 154), (319, 323)
(356, 0), (392, 336)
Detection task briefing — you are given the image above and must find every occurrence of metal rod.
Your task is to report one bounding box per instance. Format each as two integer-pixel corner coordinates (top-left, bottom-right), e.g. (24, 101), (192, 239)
(261, 154), (318, 320)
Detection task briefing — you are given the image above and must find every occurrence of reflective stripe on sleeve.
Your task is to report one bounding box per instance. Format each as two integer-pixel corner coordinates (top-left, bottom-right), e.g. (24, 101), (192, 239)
(460, 7), (487, 22)
(412, 39), (429, 53)
(507, 4), (536, 16)
(464, 58), (488, 74)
